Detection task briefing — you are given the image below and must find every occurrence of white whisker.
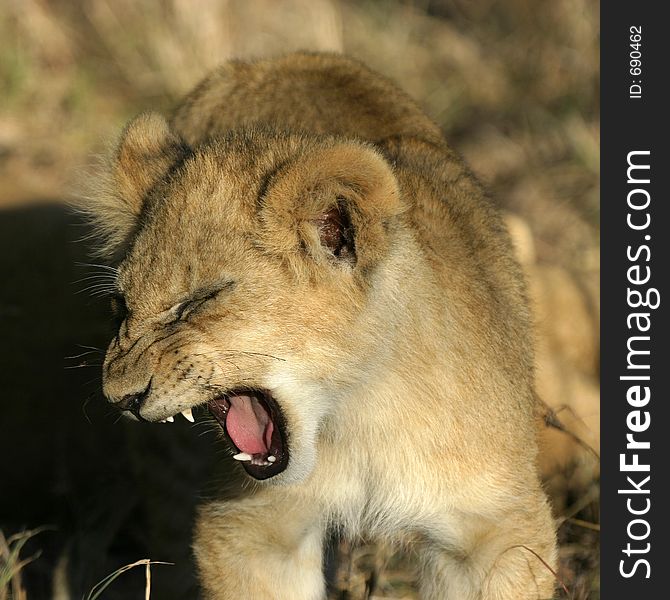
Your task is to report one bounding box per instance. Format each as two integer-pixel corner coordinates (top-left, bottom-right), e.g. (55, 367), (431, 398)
(75, 262), (120, 274)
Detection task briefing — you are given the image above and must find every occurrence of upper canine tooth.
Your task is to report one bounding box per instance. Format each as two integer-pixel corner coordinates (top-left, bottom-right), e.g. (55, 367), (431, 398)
(166, 416), (174, 423)
(181, 408), (194, 422)
(233, 452), (252, 461)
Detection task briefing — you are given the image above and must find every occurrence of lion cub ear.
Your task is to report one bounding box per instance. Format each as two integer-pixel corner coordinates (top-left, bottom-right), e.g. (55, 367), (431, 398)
(80, 112), (189, 258)
(260, 142), (404, 274)
(113, 112), (187, 210)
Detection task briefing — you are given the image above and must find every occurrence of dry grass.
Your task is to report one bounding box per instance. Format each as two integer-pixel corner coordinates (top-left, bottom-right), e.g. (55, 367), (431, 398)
(0, 537), (168, 600)
(0, 1), (599, 598)
(84, 559), (171, 600)
(0, 529), (46, 600)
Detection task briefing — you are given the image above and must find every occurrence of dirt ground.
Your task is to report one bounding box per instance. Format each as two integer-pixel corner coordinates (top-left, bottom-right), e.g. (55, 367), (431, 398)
(0, 1), (599, 598)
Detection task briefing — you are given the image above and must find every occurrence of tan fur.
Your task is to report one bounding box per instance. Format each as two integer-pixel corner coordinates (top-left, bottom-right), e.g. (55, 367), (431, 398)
(83, 53), (557, 599)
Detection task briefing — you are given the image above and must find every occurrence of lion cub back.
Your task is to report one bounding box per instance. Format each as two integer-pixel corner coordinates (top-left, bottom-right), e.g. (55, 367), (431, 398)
(171, 52), (444, 146)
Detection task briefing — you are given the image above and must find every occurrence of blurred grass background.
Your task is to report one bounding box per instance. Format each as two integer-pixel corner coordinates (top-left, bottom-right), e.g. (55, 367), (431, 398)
(0, 1), (599, 598)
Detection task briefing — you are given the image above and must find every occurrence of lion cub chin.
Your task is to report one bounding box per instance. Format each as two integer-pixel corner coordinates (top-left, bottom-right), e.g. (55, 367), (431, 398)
(85, 53), (557, 599)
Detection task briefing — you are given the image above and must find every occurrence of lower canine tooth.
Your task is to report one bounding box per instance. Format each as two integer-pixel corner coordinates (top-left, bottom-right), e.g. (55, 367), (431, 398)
(233, 452), (252, 461)
(267, 455), (276, 463)
(181, 408), (194, 422)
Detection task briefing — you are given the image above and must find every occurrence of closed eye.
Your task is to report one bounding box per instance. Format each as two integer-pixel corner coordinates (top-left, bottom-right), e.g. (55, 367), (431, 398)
(169, 283), (233, 323)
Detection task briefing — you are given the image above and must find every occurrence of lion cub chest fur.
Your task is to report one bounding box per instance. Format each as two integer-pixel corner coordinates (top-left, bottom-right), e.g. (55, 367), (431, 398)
(86, 53), (556, 599)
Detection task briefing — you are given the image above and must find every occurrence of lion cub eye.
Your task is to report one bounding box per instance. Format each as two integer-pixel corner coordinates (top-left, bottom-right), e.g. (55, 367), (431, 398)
(168, 286), (230, 323)
(172, 301), (190, 322)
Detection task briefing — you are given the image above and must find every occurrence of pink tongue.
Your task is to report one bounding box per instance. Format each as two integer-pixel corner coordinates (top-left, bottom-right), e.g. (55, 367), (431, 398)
(226, 395), (274, 455)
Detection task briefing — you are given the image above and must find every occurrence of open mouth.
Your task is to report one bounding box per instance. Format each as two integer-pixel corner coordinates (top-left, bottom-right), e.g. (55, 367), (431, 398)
(208, 389), (288, 480)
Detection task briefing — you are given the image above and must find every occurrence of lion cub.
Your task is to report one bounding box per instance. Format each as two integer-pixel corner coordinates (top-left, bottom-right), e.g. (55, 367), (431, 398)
(86, 53), (557, 599)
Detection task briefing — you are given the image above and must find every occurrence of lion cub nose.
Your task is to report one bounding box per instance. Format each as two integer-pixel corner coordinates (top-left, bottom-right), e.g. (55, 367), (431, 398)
(115, 380), (152, 418)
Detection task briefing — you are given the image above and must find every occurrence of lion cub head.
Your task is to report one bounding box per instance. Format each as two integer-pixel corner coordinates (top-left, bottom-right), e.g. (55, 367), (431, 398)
(86, 113), (404, 483)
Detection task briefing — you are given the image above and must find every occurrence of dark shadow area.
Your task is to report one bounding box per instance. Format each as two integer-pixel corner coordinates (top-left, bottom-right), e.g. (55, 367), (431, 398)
(0, 203), (217, 599)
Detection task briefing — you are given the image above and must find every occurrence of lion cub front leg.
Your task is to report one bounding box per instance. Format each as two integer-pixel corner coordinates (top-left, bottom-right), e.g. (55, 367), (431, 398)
(194, 490), (326, 600)
(418, 492), (557, 600)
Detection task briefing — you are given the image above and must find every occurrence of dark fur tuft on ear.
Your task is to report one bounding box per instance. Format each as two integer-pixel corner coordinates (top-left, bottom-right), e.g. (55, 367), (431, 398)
(312, 202), (356, 265)
(74, 112), (188, 259)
